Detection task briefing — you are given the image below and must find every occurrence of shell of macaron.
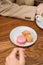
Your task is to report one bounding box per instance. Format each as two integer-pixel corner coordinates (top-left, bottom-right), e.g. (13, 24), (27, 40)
(17, 35), (26, 44)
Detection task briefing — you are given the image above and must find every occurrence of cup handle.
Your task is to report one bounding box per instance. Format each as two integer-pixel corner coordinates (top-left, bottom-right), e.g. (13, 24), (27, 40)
(36, 15), (40, 21)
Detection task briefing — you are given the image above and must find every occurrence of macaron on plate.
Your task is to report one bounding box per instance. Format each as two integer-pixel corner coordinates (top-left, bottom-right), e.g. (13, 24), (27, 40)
(10, 26), (37, 47)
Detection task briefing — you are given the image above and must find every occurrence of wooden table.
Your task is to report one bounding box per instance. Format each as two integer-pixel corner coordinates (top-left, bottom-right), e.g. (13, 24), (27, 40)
(0, 16), (43, 65)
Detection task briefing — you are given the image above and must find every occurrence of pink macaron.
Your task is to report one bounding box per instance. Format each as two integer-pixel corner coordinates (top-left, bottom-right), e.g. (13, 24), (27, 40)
(17, 35), (26, 44)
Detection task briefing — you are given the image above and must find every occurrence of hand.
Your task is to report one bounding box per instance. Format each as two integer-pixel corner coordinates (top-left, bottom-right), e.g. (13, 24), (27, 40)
(37, 3), (43, 15)
(5, 48), (25, 65)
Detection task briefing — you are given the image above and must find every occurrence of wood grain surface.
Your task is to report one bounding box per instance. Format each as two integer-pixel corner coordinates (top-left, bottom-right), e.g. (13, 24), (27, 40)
(0, 16), (43, 65)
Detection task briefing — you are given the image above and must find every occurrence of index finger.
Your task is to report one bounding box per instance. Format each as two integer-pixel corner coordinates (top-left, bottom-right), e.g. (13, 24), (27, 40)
(19, 49), (25, 62)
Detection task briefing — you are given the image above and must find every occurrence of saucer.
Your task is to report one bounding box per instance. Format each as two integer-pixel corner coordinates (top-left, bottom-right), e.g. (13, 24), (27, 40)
(10, 26), (37, 47)
(36, 20), (43, 29)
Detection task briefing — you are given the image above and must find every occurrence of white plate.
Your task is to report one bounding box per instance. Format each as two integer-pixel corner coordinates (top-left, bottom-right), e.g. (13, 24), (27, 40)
(10, 26), (37, 47)
(36, 20), (43, 29)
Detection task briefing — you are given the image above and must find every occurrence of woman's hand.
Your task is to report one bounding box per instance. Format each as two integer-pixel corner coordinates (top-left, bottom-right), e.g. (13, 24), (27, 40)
(5, 48), (25, 65)
(37, 3), (43, 15)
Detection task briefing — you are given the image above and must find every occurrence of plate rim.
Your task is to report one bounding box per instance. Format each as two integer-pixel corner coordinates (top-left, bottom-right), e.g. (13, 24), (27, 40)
(10, 26), (37, 47)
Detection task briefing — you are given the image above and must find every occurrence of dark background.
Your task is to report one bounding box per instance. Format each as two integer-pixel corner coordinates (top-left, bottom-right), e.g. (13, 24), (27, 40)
(34, 0), (43, 5)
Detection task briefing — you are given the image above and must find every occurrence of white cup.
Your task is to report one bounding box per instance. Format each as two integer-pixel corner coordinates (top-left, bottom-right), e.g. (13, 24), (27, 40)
(36, 15), (43, 24)
(36, 14), (43, 29)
